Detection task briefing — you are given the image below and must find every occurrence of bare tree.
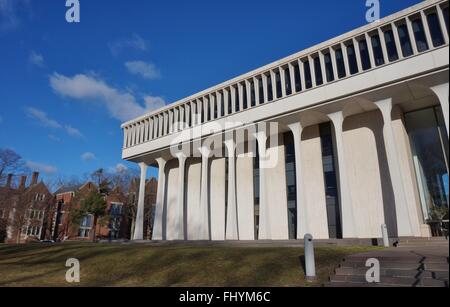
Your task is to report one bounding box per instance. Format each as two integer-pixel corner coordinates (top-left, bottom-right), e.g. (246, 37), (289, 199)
(0, 149), (27, 185)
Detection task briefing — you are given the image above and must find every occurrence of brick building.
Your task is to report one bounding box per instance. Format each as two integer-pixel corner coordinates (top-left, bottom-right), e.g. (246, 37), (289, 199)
(0, 172), (54, 243)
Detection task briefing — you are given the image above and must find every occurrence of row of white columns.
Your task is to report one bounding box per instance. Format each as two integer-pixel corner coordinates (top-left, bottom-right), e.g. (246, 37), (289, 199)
(133, 83), (448, 240)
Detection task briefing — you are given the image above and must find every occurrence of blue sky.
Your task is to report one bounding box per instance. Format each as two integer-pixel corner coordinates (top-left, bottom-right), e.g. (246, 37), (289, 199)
(0, 0), (422, 182)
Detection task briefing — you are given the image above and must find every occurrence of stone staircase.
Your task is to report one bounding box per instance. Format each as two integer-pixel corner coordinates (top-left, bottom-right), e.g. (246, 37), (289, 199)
(326, 238), (449, 287)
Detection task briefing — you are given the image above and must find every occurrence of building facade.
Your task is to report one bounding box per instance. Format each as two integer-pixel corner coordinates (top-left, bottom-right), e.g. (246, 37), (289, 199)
(0, 172), (55, 243)
(122, 0), (449, 241)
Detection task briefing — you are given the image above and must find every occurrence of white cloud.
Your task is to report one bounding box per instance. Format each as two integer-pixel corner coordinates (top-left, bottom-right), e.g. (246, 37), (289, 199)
(29, 51), (44, 67)
(24, 107), (84, 138)
(50, 72), (166, 122)
(109, 34), (149, 56)
(107, 163), (128, 174)
(65, 125), (83, 138)
(144, 96), (166, 112)
(25, 107), (62, 129)
(26, 161), (58, 175)
(81, 152), (96, 161)
(125, 61), (160, 80)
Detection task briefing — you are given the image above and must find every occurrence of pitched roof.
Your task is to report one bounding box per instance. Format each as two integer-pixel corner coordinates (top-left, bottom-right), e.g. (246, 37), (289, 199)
(55, 185), (81, 195)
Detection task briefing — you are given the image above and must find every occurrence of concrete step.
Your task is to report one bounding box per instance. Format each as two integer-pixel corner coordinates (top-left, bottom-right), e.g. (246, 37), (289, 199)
(343, 256), (448, 264)
(340, 261), (448, 271)
(335, 267), (449, 280)
(330, 274), (448, 287)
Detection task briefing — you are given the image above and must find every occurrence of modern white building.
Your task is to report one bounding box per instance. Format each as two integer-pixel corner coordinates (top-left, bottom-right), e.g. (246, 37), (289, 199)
(122, 0), (449, 241)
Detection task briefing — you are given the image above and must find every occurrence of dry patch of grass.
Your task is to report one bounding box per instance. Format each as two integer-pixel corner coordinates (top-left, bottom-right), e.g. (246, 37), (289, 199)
(0, 243), (379, 287)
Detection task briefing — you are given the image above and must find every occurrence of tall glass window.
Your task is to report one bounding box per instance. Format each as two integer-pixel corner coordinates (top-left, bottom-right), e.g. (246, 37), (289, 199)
(384, 29), (399, 62)
(346, 43), (359, 75)
(258, 78), (264, 104)
(397, 23), (414, 57)
(242, 83), (248, 110)
(227, 89), (232, 114)
(358, 39), (372, 70)
(250, 81), (256, 107)
(405, 106), (449, 231)
(275, 70), (282, 98)
(267, 75), (274, 101)
(412, 17), (429, 52)
(234, 86), (240, 111)
(371, 34), (385, 66)
(304, 60), (313, 89)
(313, 56), (323, 86)
(427, 12), (445, 47)
(284, 134), (297, 240)
(443, 6), (449, 35)
(253, 153), (260, 240)
(293, 63), (302, 92)
(335, 48), (346, 79)
(319, 123), (342, 239)
(285, 68), (292, 96)
(324, 52), (335, 82)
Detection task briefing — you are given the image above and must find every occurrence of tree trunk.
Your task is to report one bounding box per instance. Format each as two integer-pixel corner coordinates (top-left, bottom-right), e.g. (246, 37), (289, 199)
(92, 215), (99, 243)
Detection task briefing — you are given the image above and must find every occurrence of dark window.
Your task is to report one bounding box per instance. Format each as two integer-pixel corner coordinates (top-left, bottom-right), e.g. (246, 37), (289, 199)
(275, 71), (282, 98)
(267, 75), (273, 101)
(293, 63), (302, 92)
(444, 6), (449, 36)
(242, 84), (248, 110)
(207, 99), (211, 121)
(201, 102), (205, 123)
(384, 29), (399, 62)
(234, 86), (240, 111)
(346, 44), (359, 75)
(319, 123), (342, 239)
(228, 90), (232, 114)
(412, 18), (429, 52)
(324, 53), (335, 82)
(213, 96), (218, 119)
(335, 48), (346, 78)
(285, 68), (292, 96)
(220, 94), (225, 117)
(284, 133), (297, 240)
(397, 24), (414, 57)
(358, 39), (372, 70)
(250, 82), (256, 107)
(371, 34), (385, 66)
(313, 57), (323, 85)
(258, 79), (264, 104)
(427, 12), (445, 47)
(303, 60), (313, 89)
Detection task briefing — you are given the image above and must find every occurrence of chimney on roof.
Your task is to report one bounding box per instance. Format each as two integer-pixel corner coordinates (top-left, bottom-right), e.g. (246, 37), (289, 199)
(6, 174), (13, 188)
(19, 176), (27, 189)
(31, 172), (39, 185)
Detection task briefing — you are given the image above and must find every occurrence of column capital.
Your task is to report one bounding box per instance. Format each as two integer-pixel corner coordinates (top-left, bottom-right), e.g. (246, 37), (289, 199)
(373, 98), (394, 118)
(138, 162), (148, 172)
(155, 157), (167, 168)
(328, 111), (345, 129)
(224, 138), (236, 157)
(287, 122), (304, 137)
(430, 83), (449, 99)
(198, 146), (211, 158)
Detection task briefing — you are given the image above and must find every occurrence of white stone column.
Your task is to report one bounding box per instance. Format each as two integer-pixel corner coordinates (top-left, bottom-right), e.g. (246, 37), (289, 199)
(328, 111), (357, 238)
(133, 162), (148, 241)
(225, 139), (239, 240)
(288, 122), (308, 239)
(175, 154), (186, 240)
(199, 147), (211, 240)
(254, 130), (270, 240)
(375, 98), (414, 237)
(152, 158), (167, 240)
(430, 83), (449, 138)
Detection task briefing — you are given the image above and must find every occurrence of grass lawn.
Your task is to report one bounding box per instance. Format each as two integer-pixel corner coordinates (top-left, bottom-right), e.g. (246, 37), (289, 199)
(0, 243), (380, 287)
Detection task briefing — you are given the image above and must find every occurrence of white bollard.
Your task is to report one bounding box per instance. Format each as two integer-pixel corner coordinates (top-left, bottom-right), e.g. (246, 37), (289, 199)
(304, 233), (316, 282)
(381, 224), (389, 247)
